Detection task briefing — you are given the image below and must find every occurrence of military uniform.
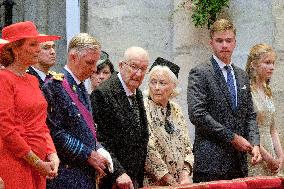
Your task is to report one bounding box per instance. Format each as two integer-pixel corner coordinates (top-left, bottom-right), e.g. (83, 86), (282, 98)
(42, 69), (99, 189)
(27, 67), (57, 88)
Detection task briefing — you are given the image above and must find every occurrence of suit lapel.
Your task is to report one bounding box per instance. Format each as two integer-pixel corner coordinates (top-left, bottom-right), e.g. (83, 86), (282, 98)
(110, 74), (133, 112)
(135, 89), (147, 126)
(232, 65), (244, 111)
(64, 69), (77, 90)
(110, 74), (145, 123)
(210, 57), (236, 111)
(27, 67), (44, 87)
(63, 69), (87, 107)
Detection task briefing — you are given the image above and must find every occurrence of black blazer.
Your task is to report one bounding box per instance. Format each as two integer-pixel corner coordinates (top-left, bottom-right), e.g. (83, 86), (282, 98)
(27, 67), (45, 88)
(187, 57), (260, 176)
(90, 73), (149, 188)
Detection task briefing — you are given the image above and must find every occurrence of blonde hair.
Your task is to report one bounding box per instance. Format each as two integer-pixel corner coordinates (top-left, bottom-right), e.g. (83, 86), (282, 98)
(68, 33), (101, 53)
(245, 43), (276, 97)
(210, 19), (236, 39)
(144, 65), (179, 98)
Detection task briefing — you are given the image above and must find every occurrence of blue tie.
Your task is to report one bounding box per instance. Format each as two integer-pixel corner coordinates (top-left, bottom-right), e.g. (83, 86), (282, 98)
(78, 83), (91, 111)
(225, 65), (236, 110)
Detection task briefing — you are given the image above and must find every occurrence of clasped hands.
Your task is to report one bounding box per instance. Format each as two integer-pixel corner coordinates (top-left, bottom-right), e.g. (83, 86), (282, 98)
(31, 152), (60, 179)
(267, 157), (283, 173)
(231, 134), (262, 165)
(87, 148), (113, 178)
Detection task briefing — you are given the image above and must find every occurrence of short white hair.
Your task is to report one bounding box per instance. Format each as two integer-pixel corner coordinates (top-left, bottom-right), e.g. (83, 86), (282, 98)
(144, 65), (179, 98)
(123, 46), (149, 62)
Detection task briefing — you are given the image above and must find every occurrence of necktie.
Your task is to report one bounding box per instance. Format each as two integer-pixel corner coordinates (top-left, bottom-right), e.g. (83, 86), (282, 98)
(129, 95), (140, 122)
(225, 65), (237, 110)
(78, 83), (91, 111)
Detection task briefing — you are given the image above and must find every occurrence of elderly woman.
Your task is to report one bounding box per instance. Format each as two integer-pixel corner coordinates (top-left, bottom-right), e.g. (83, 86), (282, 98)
(246, 43), (284, 176)
(0, 21), (60, 189)
(143, 57), (194, 186)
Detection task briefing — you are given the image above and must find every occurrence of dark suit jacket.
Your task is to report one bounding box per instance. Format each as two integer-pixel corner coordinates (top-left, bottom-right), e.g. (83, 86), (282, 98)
(90, 73), (149, 188)
(187, 57), (260, 177)
(27, 67), (45, 88)
(42, 69), (98, 189)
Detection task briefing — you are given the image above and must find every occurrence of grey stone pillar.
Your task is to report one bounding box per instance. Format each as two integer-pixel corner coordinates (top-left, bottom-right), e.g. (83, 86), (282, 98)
(172, 0), (212, 141)
(272, 0), (284, 153)
(87, 0), (174, 67)
(6, 0), (66, 71)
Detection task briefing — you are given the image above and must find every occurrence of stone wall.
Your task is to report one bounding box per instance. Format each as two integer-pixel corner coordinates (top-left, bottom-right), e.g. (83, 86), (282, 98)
(88, 1), (284, 146)
(1, 0), (284, 153)
(0, 0), (67, 71)
(87, 0), (174, 67)
(272, 0), (284, 149)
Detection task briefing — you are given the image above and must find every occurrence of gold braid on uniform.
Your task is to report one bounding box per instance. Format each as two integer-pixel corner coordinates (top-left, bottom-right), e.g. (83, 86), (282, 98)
(48, 70), (64, 81)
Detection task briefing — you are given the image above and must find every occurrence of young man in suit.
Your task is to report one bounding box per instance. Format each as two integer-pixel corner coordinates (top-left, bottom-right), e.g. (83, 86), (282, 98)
(187, 19), (262, 183)
(27, 40), (58, 88)
(91, 46), (150, 189)
(42, 33), (113, 189)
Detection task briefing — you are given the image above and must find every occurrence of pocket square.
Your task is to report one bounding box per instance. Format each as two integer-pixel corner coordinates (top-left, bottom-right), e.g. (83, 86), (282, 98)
(241, 85), (247, 90)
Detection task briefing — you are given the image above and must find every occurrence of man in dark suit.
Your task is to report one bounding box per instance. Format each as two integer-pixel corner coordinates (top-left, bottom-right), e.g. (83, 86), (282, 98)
(90, 46), (150, 189)
(27, 40), (61, 178)
(187, 19), (262, 183)
(42, 33), (113, 189)
(27, 40), (58, 88)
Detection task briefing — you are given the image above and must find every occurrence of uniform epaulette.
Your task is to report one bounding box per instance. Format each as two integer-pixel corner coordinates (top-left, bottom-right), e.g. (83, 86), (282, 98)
(48, 70), (64, 81)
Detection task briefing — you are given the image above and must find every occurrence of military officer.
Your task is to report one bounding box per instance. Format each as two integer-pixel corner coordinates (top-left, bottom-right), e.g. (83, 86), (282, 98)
(42, 33), (113, 189)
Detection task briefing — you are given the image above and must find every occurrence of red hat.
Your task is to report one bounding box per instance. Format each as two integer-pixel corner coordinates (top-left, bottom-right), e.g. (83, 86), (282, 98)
(2, 21), (61, 43)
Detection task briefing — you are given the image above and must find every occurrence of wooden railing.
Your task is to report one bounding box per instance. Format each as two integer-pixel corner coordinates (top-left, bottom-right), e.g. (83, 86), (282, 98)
(141, 176), (284, 189)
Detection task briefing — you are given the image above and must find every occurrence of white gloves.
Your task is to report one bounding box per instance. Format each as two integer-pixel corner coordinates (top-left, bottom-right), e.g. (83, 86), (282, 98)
(97, 148), (114, 173)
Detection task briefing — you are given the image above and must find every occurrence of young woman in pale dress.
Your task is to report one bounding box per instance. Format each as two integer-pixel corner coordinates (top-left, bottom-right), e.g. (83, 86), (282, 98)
(246, 43), (284, 176)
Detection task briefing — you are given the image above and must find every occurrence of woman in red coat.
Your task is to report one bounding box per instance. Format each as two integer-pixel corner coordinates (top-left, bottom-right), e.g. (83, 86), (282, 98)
(0, 21), (60, 189)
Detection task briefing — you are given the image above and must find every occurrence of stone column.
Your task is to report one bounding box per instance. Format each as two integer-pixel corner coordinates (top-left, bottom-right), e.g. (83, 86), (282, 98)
(46, 0), (67, 70)
(87, 0), (174, 66)
(229, 0), (274, 69)
(172, 0), (211, 141)
(272, 0), (284, 153)
(6, 0), (66, 70)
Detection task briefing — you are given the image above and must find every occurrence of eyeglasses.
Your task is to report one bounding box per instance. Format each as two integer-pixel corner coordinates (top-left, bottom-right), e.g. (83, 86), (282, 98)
(124, 61), (148, 73)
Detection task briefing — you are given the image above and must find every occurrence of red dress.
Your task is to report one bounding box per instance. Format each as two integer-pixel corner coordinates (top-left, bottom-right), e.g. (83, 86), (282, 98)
(0, 70), (56, 189)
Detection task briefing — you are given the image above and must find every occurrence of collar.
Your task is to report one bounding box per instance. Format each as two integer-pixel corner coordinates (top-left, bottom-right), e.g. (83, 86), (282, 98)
(117, 72), (136, 96)
(213, 54), (233, 70)
(31, 66), (47, 81)
(64, 65), (82, 85)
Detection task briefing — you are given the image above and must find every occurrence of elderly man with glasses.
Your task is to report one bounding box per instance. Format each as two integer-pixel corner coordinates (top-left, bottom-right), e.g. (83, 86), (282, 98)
(91, 46), (150, 189)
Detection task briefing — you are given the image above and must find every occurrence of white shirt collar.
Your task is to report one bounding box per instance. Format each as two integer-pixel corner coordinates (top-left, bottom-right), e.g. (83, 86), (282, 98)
(64, 65), (82, 85)
(31, 66), (47, 81)
(117, 72), (135, 96)
(213, 54), (233, 70)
